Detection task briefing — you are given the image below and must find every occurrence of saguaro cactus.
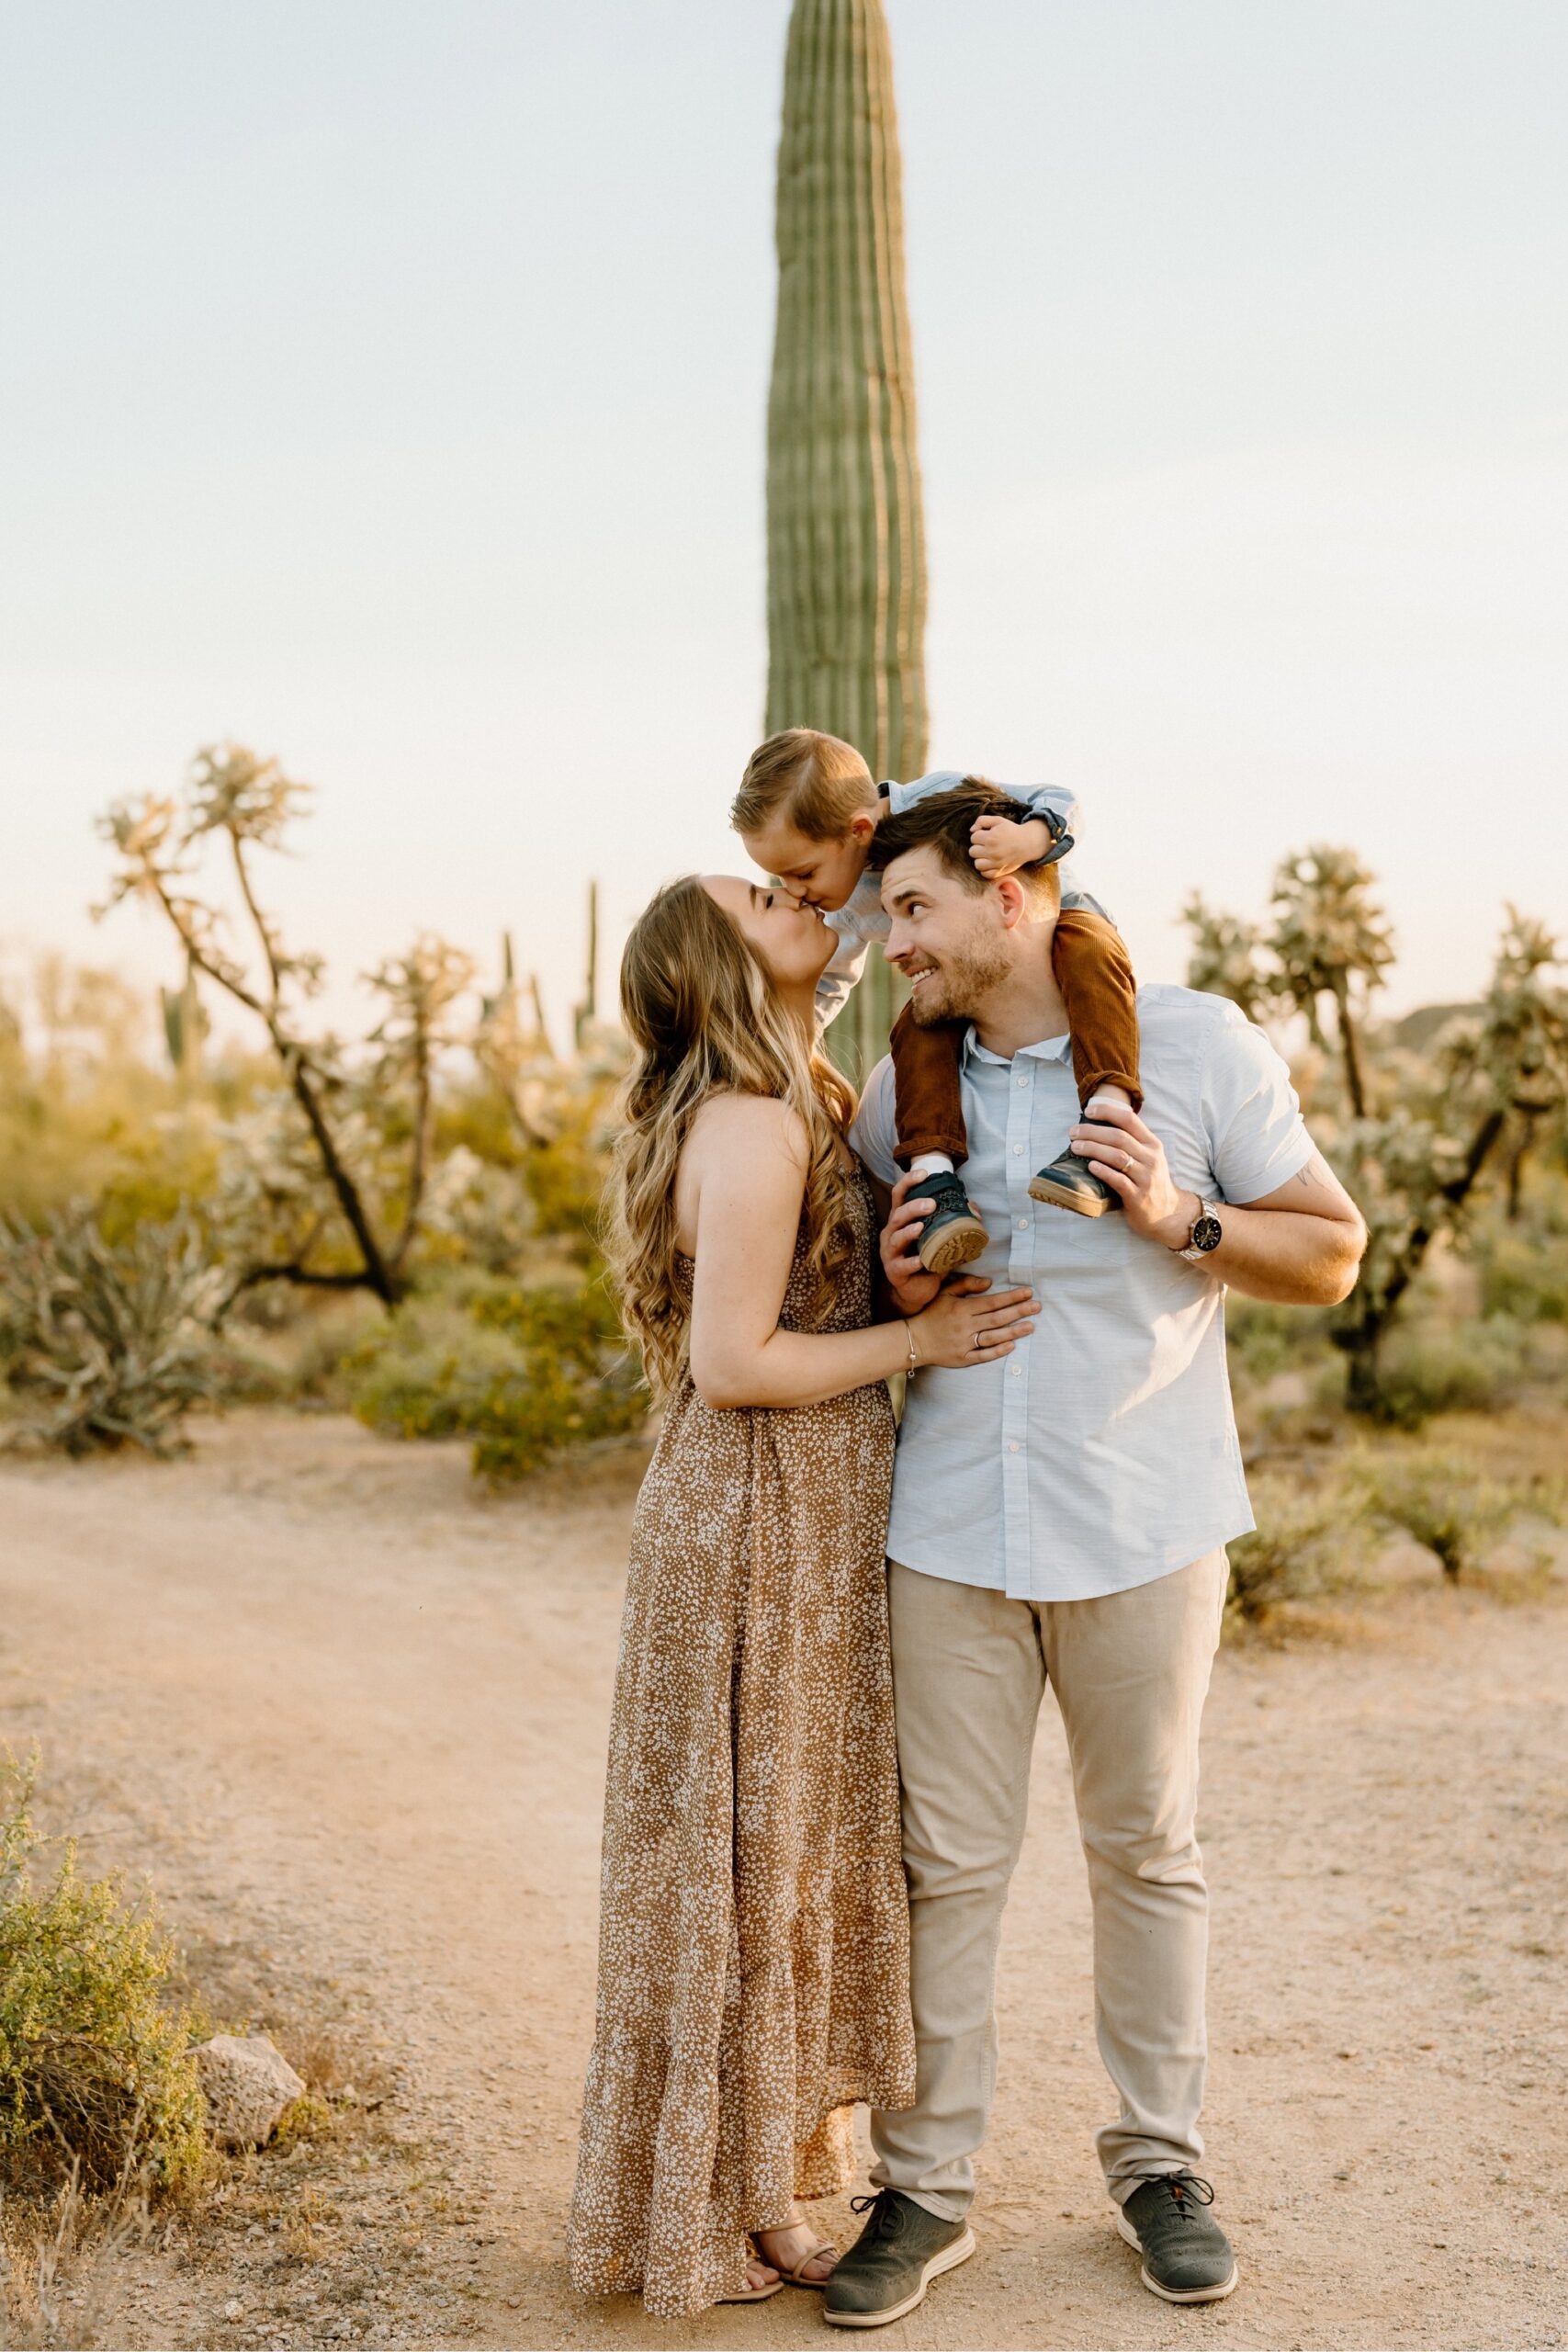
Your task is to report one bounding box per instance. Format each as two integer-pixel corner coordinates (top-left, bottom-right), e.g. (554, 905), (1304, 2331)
(766, 0), (928, 1069)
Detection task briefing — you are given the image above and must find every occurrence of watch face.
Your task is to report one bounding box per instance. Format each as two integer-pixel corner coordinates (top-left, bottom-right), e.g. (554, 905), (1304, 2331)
(1191, 1211), (1224, 1253)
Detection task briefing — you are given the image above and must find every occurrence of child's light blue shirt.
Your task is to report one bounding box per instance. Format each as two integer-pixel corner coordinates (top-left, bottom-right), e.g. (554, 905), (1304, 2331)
(815, 771), (1103, 1035)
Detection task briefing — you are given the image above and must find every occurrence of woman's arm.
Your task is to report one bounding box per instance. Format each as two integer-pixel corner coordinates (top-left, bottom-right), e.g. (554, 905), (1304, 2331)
(685, 1096), (1035, 1409)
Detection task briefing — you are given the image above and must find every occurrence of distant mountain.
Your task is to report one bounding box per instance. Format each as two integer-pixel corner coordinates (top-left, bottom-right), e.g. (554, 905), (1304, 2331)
(1390, 1002), (1484, 1052)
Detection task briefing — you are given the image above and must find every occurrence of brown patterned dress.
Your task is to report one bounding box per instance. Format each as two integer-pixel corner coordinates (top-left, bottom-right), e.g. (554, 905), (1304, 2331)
(567, 1167), (914, 2318)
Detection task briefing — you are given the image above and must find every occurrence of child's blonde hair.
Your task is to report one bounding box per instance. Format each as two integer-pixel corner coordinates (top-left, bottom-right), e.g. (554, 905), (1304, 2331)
(731, 729), (878, 842)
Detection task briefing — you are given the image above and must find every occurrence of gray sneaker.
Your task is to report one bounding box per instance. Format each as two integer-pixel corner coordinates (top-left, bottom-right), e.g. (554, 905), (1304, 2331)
(1028, 1145), (1122, 1216)
(910, 1171), (989, 1274)
(823, 2190), (976, 2329)
(1116, 2175), (1238, 2303)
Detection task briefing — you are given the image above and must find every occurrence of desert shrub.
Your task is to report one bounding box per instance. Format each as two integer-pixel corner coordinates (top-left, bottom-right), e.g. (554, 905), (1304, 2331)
(1473, 1220), (1568, 1326)
(0, 1758), (208, 2195)
(236, 1288), (389, 1405)
(519, 1095), (613, 1257)
(1225, 1296), (1337, 1388)
(1351, 1447), (1553, 1582)
(465, 1278), (646, 1479)
(345, 1268), (648, 1479)
(344, 1290), (524, 1442)
(1224, 1477), (1366, 1625)
(0, 1208), (225, 1455)
(0, 960), (220, 1232)
(1359, 1315), (1529, 1429)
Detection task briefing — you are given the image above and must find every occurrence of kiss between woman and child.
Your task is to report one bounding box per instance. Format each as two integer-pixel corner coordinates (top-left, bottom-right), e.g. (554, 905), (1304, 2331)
(730, 728), (1144, 1267)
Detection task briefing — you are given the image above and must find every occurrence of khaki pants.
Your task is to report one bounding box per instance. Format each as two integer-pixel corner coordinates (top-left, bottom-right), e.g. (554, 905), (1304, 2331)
(871, 1549), (1229, 2218)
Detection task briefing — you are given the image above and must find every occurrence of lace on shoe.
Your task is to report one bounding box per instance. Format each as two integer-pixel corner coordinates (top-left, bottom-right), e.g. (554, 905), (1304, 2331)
(1156, 2174), (1215, 2211)
(848, 2191), (902, 2241)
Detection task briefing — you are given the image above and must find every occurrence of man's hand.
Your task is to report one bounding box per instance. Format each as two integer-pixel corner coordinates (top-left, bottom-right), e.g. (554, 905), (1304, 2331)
(881, 1170), (954, 1311)
(969, 812), (1050, 879)
(1069, 1101), (1196, 1248)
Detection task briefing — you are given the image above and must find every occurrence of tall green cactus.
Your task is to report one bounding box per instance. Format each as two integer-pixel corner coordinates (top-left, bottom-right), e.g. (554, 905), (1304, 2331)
(766, 0), (928, 1073)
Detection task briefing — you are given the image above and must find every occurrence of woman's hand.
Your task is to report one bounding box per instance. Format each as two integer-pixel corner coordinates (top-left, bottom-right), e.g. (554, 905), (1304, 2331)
(909, 1274), (1037, 1369)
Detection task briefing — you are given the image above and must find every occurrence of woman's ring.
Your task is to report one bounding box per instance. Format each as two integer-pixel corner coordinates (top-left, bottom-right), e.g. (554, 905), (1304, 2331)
(973, 1333), (982, 1351)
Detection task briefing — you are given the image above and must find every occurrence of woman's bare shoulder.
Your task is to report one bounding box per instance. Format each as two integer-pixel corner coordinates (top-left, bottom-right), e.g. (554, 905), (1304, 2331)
(686, 1089), (810, 1168)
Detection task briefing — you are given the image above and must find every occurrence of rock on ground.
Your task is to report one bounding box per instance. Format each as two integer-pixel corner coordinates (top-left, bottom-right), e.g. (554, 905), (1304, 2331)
(193, 2033), (306, 2148)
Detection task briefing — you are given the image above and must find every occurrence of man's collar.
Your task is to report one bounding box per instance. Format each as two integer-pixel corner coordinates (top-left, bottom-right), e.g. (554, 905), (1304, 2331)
(963, 1024), (1072, 1068)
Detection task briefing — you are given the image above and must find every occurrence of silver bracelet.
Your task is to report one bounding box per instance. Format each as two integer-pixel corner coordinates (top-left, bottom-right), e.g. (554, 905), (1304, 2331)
(903, 1318), (920, 1375)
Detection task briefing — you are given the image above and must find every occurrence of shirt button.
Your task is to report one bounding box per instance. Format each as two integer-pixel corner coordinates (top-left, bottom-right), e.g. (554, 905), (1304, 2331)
(1008, 1440), (1021, 1453)
(1012, 1144), (1023, 1156)
(1016, 1075), (1028, 1089)
(1015, 1216), (1028, 1229)
(1010, 1364), (1021, 1377)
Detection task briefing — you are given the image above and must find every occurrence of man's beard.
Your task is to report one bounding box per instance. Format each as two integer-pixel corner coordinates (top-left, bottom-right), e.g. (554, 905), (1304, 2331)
(906, 933), (1013, 1026)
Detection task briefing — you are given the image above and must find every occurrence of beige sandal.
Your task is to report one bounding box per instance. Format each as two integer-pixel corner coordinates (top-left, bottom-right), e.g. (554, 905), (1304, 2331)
(717, 2267), (783, 2304)
(750, 2229), (840, 2289)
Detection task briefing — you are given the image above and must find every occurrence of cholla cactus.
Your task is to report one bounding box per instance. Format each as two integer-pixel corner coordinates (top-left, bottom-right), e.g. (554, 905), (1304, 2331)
(99, 750), (482, 1307)
(1182, 896), (1280, 1027)
(1186, 848), (1395, 1118)
(1269, 845), (1395, 1116)
(0, 1207), (225, 1454)
(1333, 909), (1566, 1413)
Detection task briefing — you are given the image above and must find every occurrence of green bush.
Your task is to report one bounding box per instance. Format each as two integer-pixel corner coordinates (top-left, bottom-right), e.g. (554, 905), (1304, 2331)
(0, 1758), (208, 2194)
(0, 1207), (225, 1455)
(1352, 1446), (1555, 1581)
(345, 1268), (648, 1481)
(344, 1299), (518, 1441)
(243, 1288), (389, 1405)
(1474, 1223), (1568, 1326)
(1225, 1296), (1337, 1389)
(1363, 1315), (1529, 1428)
(1224, 1477), (1365, 1624)
(518, 1099), (607, 1256)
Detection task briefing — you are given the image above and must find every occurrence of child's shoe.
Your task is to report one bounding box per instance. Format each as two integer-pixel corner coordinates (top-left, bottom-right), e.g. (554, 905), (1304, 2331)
(1028, 1147), (1122, 1217)
(911, 1172), (989, 1273)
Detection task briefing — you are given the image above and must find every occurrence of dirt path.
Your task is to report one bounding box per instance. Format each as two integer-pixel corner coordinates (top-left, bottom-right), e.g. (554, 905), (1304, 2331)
(3, 1410), (1565, 2351)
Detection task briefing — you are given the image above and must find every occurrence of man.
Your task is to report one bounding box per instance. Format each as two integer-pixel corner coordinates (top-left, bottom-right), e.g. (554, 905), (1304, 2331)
(829, 782), (1365, 2329)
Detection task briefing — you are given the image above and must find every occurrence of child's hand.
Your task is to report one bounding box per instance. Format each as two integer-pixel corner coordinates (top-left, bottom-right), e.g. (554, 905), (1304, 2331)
(969, 812), (1044, 878)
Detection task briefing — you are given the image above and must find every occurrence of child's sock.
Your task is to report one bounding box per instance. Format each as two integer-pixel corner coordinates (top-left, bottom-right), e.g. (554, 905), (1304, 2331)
(1084, 1085), (1134, 1118)
(908, 1150), (955, 1182)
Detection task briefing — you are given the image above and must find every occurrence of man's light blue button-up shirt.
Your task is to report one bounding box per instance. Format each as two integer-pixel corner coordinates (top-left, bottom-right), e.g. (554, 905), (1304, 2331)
(848, 984), (1314, 1604)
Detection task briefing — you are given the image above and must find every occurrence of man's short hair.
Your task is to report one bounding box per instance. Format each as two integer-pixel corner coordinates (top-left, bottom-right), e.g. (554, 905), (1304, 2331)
(730, 728), (879, 842)
(865, 778), (1061, 908)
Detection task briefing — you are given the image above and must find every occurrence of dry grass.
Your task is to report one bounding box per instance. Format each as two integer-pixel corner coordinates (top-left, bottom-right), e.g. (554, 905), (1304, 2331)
(0, 2162), (150, 2349)
(1224, 1402), (1568, 1638)
(0, 1748), (418, 2349)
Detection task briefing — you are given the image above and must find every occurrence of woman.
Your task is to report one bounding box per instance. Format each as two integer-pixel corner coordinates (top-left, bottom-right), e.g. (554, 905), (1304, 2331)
(567, 874), (1036, 2317)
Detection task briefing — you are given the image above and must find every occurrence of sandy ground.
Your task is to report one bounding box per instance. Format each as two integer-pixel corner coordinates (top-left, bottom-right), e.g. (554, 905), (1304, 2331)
(2, 1408), (1566, 2352)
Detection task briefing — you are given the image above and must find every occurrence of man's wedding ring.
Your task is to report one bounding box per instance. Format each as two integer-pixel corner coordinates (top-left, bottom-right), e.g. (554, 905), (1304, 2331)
(972, 1333), (982, 1351)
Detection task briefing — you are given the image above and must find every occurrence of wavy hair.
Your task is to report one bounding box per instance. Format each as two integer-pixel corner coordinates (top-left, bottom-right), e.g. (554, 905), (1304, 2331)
(604, 875), (857, 1397)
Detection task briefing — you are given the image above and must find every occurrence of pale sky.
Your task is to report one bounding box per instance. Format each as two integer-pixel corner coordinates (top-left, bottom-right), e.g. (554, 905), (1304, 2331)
(3, 0), (1564, 1050)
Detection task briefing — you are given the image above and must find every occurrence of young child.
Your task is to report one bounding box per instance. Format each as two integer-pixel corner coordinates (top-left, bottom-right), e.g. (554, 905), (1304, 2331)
(730, 728), (1143, 1274)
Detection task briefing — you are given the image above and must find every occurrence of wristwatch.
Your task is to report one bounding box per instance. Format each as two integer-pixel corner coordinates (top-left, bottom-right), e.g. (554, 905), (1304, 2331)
(1175, 1197), (1224, 1262)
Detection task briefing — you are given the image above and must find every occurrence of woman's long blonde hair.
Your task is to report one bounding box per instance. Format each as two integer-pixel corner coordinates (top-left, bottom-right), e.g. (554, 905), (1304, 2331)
(604, 875), (857, 1398)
